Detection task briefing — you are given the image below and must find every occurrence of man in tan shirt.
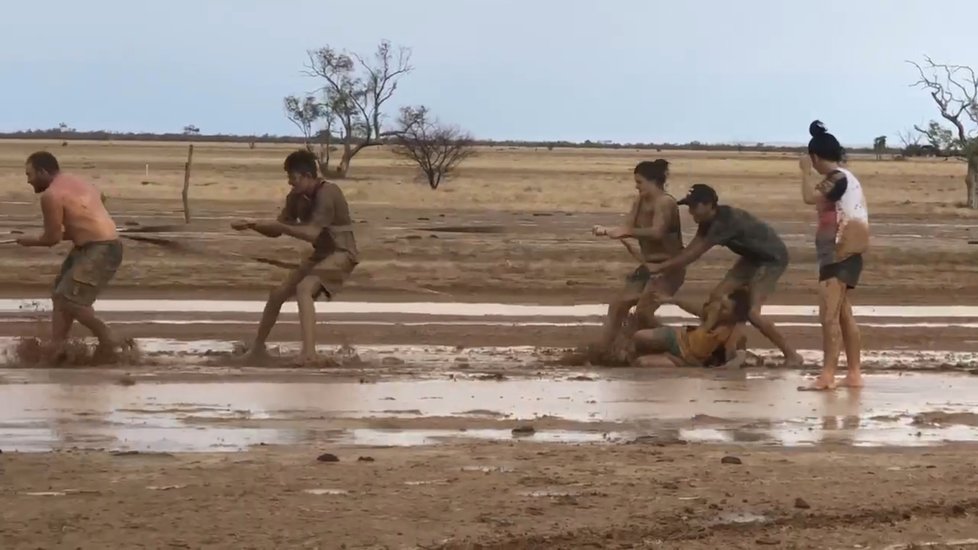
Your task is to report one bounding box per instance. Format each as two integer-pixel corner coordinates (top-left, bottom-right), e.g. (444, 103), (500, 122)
(16, 151), (124, 363)
(233, 149), (358, 365)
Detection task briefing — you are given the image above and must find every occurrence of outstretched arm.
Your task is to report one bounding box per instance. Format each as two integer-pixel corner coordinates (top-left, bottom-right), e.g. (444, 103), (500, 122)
(275, 222), (324, 243)
(594, 198), (639, 239)
(646, 235), (712, 273)
(233, 188), (336, 243)
(17, 193), (64, 247)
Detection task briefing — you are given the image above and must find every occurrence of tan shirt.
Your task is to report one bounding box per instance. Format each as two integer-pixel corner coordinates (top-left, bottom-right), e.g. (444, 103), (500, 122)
(278, 180), (358, 261)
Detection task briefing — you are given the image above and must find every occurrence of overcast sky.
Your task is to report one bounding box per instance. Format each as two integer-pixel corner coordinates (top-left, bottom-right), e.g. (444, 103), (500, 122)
(1, 0), (975, 145)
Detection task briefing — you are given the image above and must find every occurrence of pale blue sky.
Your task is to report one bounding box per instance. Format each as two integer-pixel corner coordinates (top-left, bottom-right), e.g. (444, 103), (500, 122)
(1, 0), (975, 145)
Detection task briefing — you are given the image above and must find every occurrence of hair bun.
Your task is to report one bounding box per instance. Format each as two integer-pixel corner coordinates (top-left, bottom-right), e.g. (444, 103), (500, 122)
(809, 120), (827, 137)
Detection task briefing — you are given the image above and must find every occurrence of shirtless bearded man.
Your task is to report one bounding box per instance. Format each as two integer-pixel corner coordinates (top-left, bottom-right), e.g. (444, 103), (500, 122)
(593, 160), (685, 360)
(16, 151), (124, 362)
(233, 150), (358, 365)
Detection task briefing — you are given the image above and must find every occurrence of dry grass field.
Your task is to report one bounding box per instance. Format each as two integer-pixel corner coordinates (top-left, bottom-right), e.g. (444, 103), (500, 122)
(1, 139), (977, 303)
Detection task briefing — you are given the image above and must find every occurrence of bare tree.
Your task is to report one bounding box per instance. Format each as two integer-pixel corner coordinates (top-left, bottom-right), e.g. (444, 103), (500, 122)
(914, 120), (958, 156)
(284, 95), (333, 172)
(898, 129), (922, 148)
(873, 135), (887, 160)
(287, 40), (412, 178)
(392, 106), (475, 190)
(897, 128), (928, 157)
(908, 56), (978, 207)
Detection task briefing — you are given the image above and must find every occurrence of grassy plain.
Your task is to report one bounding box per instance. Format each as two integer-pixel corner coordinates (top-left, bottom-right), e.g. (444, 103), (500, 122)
(1, 139), (976, 302)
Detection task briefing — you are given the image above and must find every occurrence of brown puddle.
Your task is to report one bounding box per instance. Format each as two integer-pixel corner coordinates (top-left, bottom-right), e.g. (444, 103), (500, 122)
(2, 370), (978, 452)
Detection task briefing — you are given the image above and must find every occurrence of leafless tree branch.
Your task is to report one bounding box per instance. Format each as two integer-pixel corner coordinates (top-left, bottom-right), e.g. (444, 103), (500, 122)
(908, 56), (978, 208)
(392, 106), (475, 189)
(289, 41), (413, 177)
(907, 56), (977, 144)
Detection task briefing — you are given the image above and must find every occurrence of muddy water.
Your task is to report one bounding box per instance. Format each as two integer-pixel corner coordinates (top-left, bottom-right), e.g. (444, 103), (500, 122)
(2, 370), (978, 453)
(4, 299), (978, 317)
(2, 338), (976, 372)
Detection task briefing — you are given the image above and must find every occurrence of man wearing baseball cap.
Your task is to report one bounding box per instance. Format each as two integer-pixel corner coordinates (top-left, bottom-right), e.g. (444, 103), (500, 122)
(645, 184), (803, 367)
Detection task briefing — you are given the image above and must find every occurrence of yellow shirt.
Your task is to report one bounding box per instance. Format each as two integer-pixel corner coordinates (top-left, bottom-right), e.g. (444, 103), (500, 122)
(678, 325), (734, 366)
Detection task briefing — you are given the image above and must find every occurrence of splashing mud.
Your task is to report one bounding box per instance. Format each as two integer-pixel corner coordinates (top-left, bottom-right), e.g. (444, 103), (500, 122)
(553, 313), (638, 367)
(5, 337), (141, 367)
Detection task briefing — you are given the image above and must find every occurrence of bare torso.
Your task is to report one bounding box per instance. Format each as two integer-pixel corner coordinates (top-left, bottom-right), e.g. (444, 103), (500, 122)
(46, 174), (118, 246)
(632, 194), (684, 262)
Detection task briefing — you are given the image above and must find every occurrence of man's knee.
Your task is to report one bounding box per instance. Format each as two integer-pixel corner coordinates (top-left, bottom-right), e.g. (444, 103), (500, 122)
(52, 294), (84, 314)
(268, 284), (293, 304)
(747, 304), (764, 323)
(296, 277), (322, 299)
(609, 296), (635, 315)
(709, 284), (732, 302)
(636, 289), (663, 311)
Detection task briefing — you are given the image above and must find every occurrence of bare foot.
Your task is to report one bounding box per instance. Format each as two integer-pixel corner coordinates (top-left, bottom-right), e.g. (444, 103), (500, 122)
(291, 353), (321, 368)
(782, 352), (805, 369)
(798, 375), (837, 392)
(240, 345), (273, 366)
(92, 342), (120, 365)
(836, 374), (864, 388)
(45, 343), (68, 365)
(583, 342), (610, 365)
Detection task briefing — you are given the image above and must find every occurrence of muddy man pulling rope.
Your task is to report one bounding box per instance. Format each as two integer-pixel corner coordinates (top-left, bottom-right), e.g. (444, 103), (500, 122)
(230, 149), (359, 367)
(14, 151), (126, 364)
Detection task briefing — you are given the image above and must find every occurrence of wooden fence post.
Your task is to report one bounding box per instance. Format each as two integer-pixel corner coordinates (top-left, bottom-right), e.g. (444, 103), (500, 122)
(182, 144), (194, 223)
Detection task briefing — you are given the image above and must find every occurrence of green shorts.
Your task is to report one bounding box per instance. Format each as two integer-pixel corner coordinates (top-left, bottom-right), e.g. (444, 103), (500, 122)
(722, 257), (787, 302)
(53, 240), (123, 307)
(661, 326), (683, 358)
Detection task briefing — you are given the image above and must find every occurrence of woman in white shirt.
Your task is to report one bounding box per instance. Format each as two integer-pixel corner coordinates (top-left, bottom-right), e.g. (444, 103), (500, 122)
(799, 121), (870, 391)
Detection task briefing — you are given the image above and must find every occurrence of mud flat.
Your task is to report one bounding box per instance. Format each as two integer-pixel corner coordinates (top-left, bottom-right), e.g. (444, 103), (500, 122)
(3, 368), (978, 453)
(3, 366), (978, 547)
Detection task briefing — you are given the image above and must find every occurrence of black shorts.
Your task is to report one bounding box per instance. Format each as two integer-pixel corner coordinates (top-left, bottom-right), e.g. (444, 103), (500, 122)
(819, 254), (863, 289)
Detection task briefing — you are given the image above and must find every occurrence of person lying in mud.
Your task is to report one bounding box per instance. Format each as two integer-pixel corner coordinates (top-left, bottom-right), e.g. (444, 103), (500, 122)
(645, 184), (803, 368)
(16, 151), (125, 363)
(231, 149), (358, 366)
(630, 288), (749, 368)
(592, 159), (685, 362)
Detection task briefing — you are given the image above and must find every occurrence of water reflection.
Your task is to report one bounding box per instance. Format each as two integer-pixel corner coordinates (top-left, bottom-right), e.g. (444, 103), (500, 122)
(0, 372), (977, 452)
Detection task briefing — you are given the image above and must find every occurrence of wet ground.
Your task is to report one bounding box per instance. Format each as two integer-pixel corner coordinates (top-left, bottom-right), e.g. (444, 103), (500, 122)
(4, 366), (978, 453)
(1, 298), (977, 456)
(2, 297), (978, 549)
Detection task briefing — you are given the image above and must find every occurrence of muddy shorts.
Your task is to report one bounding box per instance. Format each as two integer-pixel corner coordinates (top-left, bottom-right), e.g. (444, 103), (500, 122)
(661, 326), (683, 358)
(625, 264), (686, 297)
(721, 257), (787, 303)
(53, 240), (124, 307)
(819, 254), (863, 289)
(298, 250), (358, 301)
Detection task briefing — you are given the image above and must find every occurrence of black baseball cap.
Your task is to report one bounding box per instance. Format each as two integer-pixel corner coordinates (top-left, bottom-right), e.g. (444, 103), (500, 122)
(676, 183), (719, 206)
